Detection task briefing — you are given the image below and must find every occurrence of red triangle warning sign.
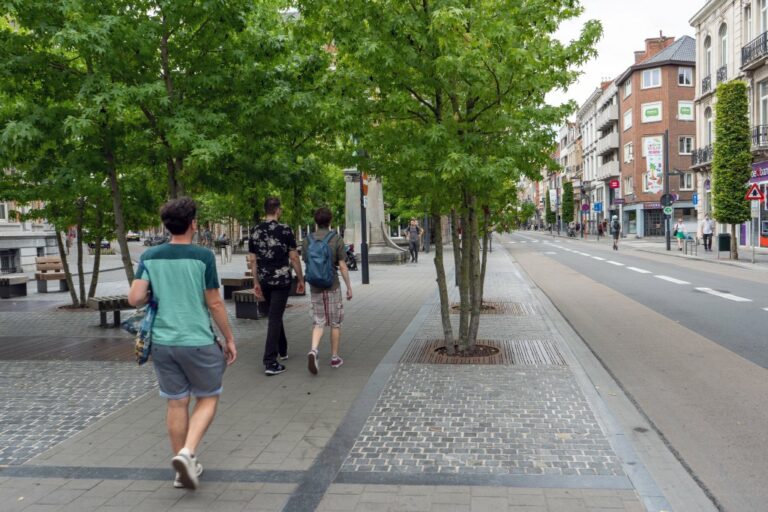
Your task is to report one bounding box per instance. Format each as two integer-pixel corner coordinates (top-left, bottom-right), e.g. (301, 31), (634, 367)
(745, 183), (765, 201)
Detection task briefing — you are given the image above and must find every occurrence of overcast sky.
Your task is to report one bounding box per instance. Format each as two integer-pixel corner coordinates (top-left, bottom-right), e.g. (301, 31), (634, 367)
(547, 0), (702, 113)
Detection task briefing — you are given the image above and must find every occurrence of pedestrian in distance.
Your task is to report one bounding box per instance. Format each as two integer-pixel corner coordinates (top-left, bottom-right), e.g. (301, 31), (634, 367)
(597, 221), (604, 240)
(700, 214), (715, 252)
(302, 207), (353, 374)
(610, 215), (621, 250)
(249, 197), (305, 376)
(127, 197), (237, 490)
(673, 217), (686, 251)
(405, 218), (424, 263)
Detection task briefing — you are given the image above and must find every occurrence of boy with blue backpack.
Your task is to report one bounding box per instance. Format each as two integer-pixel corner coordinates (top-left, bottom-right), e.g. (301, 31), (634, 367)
(302, 207), (353, 374)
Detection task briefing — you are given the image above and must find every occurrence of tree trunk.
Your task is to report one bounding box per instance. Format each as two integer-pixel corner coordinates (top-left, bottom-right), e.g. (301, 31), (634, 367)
(458, 195), (472, 350)
(467, 194), (481, 347)
(450, 208), (461, 286)
(731, 224), (739, 260)
(479, 207), (490, 302)
(104, 140), (135, 283)
(431, 210), (455, 354)
(56, 231), (79, 306)
(166, 158), (180, 199)
(76, 221), (86, 308)
(88, 210), (104, 299)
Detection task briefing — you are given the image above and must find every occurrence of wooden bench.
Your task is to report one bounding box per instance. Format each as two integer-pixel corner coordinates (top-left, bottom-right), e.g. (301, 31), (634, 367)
(35, 256), (69, 293)
(0, 274), (28, 299)
(88, 295), (133, 327)
(233, 289), (264, 320)
(222, 276), (253, 300)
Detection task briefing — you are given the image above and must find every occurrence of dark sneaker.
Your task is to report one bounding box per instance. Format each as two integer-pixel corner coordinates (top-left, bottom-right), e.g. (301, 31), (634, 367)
(330, 356), (344, 368)
(174, 460), (203, 489)
(279, 353), (288, 361)
(265, 362), (286, 375)
(307, 350), (318, 375)
(171, 451), (199, 490)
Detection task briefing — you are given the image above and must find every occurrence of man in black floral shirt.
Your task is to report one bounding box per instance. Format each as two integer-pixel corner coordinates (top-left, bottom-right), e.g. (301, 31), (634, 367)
(249, 198), (305, 375)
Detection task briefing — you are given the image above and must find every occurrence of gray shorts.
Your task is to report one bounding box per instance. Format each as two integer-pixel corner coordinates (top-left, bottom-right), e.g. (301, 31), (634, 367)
(151, 343), (226, 400)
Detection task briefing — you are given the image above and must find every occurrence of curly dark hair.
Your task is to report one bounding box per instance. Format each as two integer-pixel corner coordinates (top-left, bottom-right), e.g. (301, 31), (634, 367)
(314, 207), (332, 228)
(160, 197), (197, 235)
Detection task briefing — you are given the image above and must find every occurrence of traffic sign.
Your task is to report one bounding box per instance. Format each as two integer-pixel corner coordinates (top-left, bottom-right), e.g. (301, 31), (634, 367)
(663, 206), (673, 216)
(593, 202), (602, 212)
(581, 203), (589, 212)
(745, 183), (764, 201)
(660, 193), (674, 207)
(692, 192), (698, 206)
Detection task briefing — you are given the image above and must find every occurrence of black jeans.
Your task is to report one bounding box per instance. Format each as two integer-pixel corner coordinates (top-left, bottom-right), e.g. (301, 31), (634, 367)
(260, 283), (290, 366)
(703, 233), (713, 250)
(408, 240), (419, 262)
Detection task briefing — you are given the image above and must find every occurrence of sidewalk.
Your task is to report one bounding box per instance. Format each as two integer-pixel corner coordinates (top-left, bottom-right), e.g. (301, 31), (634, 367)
(0, 247), (712, 511)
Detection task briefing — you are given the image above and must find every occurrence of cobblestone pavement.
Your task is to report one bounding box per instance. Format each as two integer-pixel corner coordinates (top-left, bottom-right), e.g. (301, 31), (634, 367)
(342, 365), (624, 477)
(0, 361), (154, 466)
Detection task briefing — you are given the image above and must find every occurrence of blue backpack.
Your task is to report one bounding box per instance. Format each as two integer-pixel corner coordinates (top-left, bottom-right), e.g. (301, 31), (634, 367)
(305, 231), (337, 288)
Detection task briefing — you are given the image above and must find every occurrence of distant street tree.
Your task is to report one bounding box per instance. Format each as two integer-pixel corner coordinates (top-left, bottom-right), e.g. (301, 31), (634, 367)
(713, 81), (752, 259)
(545, 192), (557, 228)
(561, 181), (574, 225)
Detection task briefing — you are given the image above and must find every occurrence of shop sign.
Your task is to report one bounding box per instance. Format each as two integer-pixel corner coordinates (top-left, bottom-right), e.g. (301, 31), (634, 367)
(613, 198), (625, 205)
(644, 202), (662, 209)
(750, 161), (768, 182)
(609, 179), (620, 189)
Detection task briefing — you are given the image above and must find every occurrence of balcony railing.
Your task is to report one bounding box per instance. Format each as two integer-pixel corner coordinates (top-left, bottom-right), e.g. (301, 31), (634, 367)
(596, 103), (618, 131)
(716, 65), (727, 84)
(753, 125), (768, 148)
(596, 159), (620, 180)
(596, 131), (619, 156)
(701, 75), (712, 94)
(742, 31), (768, 69)
(691, 145), (713, 166)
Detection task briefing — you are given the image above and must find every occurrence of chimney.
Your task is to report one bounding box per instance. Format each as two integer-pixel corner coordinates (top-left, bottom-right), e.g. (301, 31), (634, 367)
(634, 33), (675, 63)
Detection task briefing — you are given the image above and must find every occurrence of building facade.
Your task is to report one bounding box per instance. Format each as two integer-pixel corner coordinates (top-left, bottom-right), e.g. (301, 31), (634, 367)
(616, 35), (697, 237)
(0, 199), (58, 273)
(577, 87), (602, 230)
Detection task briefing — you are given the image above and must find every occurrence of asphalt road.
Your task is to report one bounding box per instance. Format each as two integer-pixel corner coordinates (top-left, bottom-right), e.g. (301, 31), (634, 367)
(503, 231), (768, 512)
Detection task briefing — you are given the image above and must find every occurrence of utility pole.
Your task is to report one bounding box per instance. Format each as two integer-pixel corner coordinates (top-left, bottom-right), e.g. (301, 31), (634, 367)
(663, 129), (671, 251)
(358, 169), (369, 284)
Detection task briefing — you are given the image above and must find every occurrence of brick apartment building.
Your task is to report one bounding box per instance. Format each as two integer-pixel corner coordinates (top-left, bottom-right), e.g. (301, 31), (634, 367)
(616, 35), (696, 237)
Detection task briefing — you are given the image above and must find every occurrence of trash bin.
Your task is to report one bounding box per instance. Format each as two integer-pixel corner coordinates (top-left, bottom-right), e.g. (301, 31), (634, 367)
(717, 233), (731, 252)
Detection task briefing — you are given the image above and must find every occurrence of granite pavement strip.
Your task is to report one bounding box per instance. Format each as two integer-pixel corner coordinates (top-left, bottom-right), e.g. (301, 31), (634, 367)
(0, 248), (669, 511)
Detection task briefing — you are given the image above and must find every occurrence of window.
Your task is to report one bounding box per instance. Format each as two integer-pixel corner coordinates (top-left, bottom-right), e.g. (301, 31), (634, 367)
(705, 107), (714, 144)
(642, 68), (661, 89)
(624, 176), (634, 195)
(704, 36), (712, 76)
(641, 101), (663, 123)
(761, 80), (768, 126)
(0, 202), (6, 222)
(679, 136), (694, 155)
(641, 172), (649, 192)
(678, 67), (693, 86)
(678, 101), (694, 121)
(719, 24), (728, 67)
(623, 109), (633, 130)
(763, 0), (768, 34)
(624, 79), (632, 98)
(746, 5), (754, 42)
(679, 172), (694, 190)
(624, 142), (634, 163)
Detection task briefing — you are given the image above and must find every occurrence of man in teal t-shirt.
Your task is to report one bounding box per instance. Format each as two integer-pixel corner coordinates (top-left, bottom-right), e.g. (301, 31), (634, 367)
(128, 197), (236, 491)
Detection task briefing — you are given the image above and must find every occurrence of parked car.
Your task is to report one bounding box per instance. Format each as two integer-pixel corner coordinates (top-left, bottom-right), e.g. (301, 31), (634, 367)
(126, 232), (141, 242)
(143, 235), (169, 246)
(88, 240), (111, 249)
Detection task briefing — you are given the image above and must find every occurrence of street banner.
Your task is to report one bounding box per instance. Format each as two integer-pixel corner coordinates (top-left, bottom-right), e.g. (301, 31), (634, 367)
(645, 136), (664, 194)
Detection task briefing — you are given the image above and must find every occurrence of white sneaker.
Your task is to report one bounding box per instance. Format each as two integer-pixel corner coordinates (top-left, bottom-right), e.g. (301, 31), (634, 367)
(172, 451), (202, 489)
(307, 349), (318, 375)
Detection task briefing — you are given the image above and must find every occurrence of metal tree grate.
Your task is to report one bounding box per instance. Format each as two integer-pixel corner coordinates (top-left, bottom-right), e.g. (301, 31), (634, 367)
(448, 301), (541, 316)
(400, 338), (567, 366)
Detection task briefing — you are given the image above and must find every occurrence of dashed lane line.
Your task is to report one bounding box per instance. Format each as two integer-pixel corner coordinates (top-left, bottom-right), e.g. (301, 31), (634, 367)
(606, 261), (625, 266)
(695, 287), (752, 303)
(627, 267), (652, 274)
(592, 256), (606, 261)
(654, 275), (690, 285)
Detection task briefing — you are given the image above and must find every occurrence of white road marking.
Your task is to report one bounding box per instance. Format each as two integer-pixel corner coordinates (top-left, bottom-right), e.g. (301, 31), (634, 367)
(695, 288), (752, 302)
(576, 252), (591, 256)
(544, 251), (557, 255)
(627, 267), (652, 274)
(763, 307), (768, 312)
(654, 275), (690, 285)
(592, 256), (606, 261)
(606, 260), (625, 266)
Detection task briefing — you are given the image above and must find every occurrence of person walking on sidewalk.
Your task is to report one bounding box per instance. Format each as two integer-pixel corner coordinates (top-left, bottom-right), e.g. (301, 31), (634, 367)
(700, 214), (715, 252)
(405, 218), (424, 263)
(610, 215), (621, 250)
(128, 197), (237, 490)
(249, 197), (305, 375)
(302, 207), (353, 374)
(674, 217), (686, 251)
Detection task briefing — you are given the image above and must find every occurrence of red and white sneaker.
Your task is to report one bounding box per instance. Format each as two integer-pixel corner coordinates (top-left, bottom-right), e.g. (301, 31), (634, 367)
(330, 356), (343, 368)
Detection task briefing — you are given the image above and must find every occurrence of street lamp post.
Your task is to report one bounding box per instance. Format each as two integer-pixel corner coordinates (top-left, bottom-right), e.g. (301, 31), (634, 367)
(357, 169), (370, 284)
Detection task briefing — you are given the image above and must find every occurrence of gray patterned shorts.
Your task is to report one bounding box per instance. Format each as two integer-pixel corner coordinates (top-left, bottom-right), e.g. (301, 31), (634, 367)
(310, 287), (344, 327)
